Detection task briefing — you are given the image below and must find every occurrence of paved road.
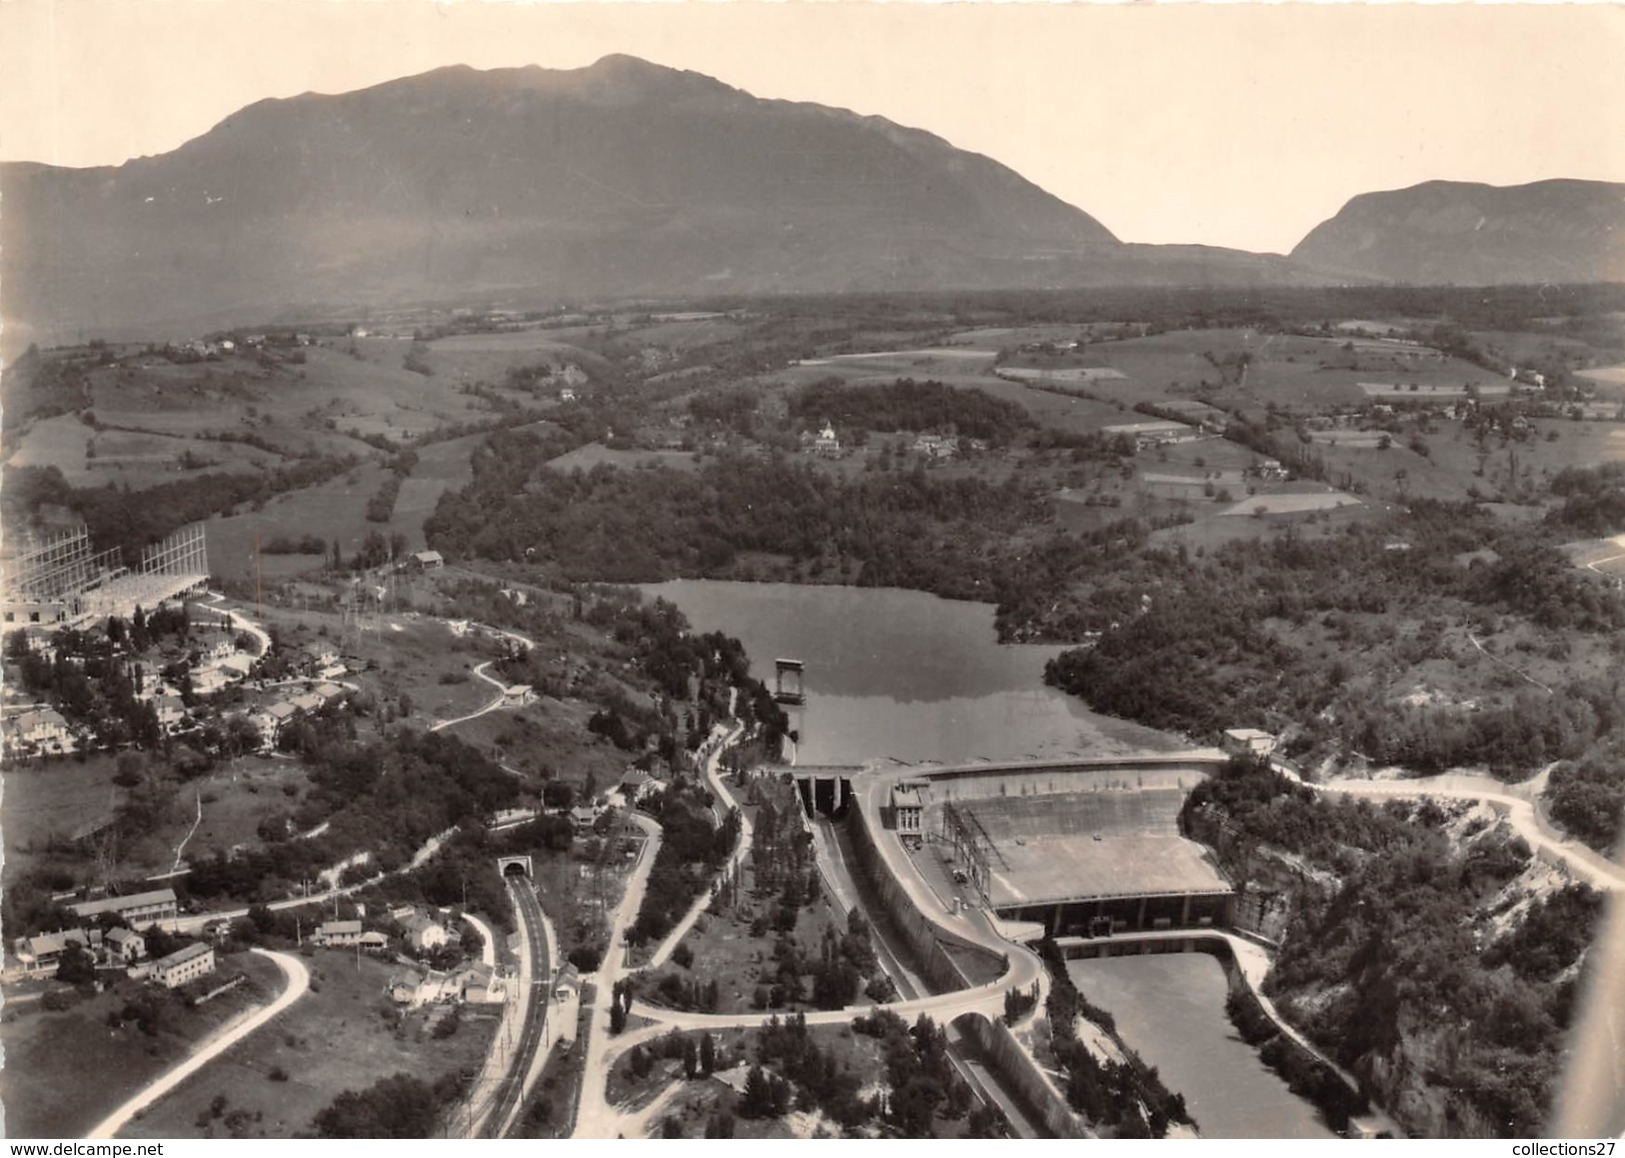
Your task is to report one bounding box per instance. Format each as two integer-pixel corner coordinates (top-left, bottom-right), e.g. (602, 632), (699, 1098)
(89, 948), (309, 1139)
(431, 660), (508, 732)
(571, 811), (663, 1139)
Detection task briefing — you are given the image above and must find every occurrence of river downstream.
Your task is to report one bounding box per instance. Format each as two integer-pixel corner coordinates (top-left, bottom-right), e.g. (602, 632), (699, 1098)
(1068, 955), (1337, 1138)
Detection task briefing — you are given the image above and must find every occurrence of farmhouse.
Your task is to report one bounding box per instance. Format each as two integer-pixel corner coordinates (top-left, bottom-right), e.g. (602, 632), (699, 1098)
(151, 942), (215, 989)
(411, 550), (444, 571)
(502, 684), (535, 706)
(569, 805), (598, 834)
(68, 888), (179, 929)
(913, 434), (957, 460)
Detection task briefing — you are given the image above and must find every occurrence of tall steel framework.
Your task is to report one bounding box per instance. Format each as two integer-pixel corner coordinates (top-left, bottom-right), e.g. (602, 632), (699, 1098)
(4, 521), (209, 624)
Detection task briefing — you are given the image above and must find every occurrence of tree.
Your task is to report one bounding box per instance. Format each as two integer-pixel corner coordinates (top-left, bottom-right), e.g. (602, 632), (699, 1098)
(683, 1035), (698, 1079)
(55, 940), (97, 986)
(700, 1031), (716, 1076)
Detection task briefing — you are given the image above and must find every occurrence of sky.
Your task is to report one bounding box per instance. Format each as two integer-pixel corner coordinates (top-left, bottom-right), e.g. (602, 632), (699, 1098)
(2, 1), (1623, 254)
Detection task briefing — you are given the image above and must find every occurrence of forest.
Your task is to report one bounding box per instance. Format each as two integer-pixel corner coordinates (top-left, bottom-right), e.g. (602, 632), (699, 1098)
(1183, 758), (1600, 1136)
(788, 377), (1033, 444)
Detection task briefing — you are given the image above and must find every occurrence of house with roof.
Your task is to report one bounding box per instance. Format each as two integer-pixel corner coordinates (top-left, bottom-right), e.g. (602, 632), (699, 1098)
(12, 929), (92, 977)
(459, 963), (504, 1004)
(1101, 419), (1199, 451)
(106, 927), (147, 964)
(68, 888), (178, 929)
(358, 931), (390, 953)
(191, 666), (232, 697)
(401, 914), (450, 952)
(151, 942), (215, 989)
(154, 696), (188, 732)
(216, 653), (255, 680)
(314, 920), (363, 947)
(410, 550), (444, 571)
(12, 708), (72, 753)
(552, 963), (582, 1003)
(891, 782), (926, 842)
(502, 684), (534, 706)
(913, 434), (958, 460)
(1221, 728), (1278, 759)
(569, 805), (598, 835)
(618, 768), (656, 801)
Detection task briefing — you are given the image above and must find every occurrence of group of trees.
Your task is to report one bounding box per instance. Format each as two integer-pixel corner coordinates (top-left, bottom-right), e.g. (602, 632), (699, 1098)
(6, 605), (205, 750)
(313, 1072), (468, 1137)
(1189, 758), (1601, 1137)
(788, 377), (1034, 444)
(424, 435), (1056, 603)
(1036, 940), (1191, 1137)
(5, 455), (354, 566)
(627, 782), (740, 948)
(1042, 500), (1625, 778)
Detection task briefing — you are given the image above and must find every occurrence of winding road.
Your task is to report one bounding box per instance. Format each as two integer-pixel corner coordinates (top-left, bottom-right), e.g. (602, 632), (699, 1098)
(88, 948), (309, 1139)
(1313, 772), (1625, 892)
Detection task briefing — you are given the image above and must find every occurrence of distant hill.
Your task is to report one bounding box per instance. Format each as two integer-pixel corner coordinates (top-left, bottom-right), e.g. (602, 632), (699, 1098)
(0, 56), (1336, 346)
(1290, 179), (1625, 286)
(6, 59), (1617, 345)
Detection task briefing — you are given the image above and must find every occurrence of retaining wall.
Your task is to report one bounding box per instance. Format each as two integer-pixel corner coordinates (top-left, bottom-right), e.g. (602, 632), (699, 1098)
(846, 805), (1084, 1138)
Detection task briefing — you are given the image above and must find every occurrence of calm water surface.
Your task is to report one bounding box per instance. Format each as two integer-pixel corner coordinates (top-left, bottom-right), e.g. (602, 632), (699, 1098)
(1068, 955), (1335, 1139)
(642, 580), (1177, 765)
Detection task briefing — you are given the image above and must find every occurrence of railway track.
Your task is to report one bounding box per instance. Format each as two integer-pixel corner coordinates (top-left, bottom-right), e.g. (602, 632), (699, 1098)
(482, 876), (552, 1137)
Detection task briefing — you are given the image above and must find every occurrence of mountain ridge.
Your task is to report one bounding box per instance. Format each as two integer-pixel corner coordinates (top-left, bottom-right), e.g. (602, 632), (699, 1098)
(2, 57), (1618, 345)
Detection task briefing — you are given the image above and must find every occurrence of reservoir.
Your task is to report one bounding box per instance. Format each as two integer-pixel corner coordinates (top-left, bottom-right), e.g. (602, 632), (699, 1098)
(641, 579), (1177, 766)
(645, 579), (1329, 1138)
(1067, 954), (1335, 1139)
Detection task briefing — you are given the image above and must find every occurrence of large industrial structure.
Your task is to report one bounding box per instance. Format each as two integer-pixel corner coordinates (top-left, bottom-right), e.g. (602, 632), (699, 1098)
(1, 522), (209, 629)
(857, 752), (1237, 939)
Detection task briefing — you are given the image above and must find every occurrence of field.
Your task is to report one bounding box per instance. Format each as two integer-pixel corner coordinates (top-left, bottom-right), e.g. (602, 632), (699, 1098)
(0, 754), (125, 881)
(204, 460), (400, 581)
(119, 951), (498, 1140)
(152, 755), (317, 868)
(1578, 363), (1625, 387)
(390, 433), (486, 548)
(0, 951), (286, 1138)
(1219, 490), (1362, 517)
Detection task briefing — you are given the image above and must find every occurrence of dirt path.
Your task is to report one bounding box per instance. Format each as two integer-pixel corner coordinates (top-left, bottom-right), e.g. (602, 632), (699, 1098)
(1316, 773), (1624, 891)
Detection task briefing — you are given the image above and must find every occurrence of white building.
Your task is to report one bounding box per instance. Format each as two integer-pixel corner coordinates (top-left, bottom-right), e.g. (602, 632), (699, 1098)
(151, 942), (215, 989)
(1222, 728), (1278, 760)
(402, 914), (450, 952)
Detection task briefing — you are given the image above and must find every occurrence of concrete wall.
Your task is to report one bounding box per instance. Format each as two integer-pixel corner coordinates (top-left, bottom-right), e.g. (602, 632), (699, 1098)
(846, 805), (1085, 1138)
(955, 1012), (1089, 1140)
